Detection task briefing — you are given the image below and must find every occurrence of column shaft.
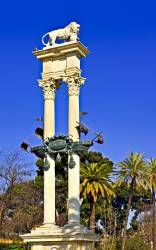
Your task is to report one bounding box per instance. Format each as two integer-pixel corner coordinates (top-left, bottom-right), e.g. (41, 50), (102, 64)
(68, 94), (80, 223)
(43, 87), (56, 225)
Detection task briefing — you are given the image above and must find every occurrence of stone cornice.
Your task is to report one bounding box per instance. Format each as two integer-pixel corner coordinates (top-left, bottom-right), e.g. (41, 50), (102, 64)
(33, 41), (90, 61)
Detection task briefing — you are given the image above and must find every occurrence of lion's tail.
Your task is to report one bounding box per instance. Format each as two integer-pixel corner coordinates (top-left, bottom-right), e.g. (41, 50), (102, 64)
(42, 32), (49, 46)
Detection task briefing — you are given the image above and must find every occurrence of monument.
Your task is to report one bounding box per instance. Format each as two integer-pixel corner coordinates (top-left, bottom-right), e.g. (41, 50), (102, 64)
(21, 22), (99, 250)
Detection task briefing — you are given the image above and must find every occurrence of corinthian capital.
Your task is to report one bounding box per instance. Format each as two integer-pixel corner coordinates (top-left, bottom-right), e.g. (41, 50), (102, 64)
(63, 76), (86, 96)
(38, 78), (56, 100)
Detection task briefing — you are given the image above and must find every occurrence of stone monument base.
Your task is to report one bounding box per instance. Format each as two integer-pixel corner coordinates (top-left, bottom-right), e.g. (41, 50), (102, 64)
(21, 223), (98, 250)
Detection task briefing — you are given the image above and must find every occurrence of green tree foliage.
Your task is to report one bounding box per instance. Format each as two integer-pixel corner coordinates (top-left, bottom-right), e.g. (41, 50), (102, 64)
(35, 159), (44, 177)
(2, 148), (155, 249)
(115, 152), (149, 250)
(80, 152), (115, 232)
(112, 183), (151, 236)
(0, 244), (27, 250)
(147, 158), (156, 250)
(1, 181), (43, 235)
(125, 236), (149, 250)
(0, 151), (34, 235)
(80, 151), (113, 170)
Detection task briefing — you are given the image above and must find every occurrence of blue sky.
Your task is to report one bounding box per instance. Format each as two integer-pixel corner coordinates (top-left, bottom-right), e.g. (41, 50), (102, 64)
(0, 0), (156, 164)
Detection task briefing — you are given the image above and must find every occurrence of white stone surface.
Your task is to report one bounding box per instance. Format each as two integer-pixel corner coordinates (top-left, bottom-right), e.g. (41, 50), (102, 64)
(41, 79), (56, 225)
(22, 228), (98, 250)
(42, 22), (80, 47)
(33, 41), (89, 228)
(21, 40), (99, 250)
(68, 93), (80, 224)
(33, 41), (89, 82)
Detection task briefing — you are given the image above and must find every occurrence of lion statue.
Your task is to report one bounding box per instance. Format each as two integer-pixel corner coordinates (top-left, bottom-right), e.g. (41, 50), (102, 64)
(42, 22), (80, 46)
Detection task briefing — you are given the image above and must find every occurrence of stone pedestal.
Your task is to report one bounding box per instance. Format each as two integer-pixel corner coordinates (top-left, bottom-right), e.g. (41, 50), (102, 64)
(23, 234), (97, 250)
(22, 223), (98, 250)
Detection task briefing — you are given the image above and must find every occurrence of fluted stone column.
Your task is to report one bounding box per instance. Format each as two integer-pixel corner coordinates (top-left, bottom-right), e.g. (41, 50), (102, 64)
(66, 76), (85, 224)
(38, 79), (56, 225)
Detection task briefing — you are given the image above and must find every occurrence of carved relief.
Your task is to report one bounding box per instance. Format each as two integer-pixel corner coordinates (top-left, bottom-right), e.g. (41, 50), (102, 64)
(38, 78), (56, 100)
(63, 76), (85, 96)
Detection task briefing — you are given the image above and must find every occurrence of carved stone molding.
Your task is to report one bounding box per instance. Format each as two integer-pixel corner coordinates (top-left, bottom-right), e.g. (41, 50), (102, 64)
(63, 76), (86, 96)
(38, 78), (56, 100)
(65, 67), (81, 77)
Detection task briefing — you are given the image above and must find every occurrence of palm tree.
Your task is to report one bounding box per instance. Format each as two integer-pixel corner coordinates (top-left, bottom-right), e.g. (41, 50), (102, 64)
(115, 153), (149, 250)
(147, 158), (156, 250)
(80, 162), (115, 232)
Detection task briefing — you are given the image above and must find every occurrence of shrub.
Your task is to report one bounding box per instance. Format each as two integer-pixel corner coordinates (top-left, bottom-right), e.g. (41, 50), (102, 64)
(0, 244), (27, 250)
(96, 236), (149, 250)
(125, 236), (149, 250)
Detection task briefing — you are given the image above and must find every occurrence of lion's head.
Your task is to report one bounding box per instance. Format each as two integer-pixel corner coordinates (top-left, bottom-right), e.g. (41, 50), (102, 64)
(67, 22), (80, 34)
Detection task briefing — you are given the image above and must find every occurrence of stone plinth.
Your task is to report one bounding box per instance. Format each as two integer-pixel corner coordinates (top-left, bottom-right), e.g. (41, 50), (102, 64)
(21, 224), (99, 250)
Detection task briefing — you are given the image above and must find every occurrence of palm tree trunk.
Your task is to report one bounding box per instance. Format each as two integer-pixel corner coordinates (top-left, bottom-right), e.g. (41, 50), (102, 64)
(152, 186), (156, 250)
(121, 192), (133, 250)
(90, 199), (96, 232)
